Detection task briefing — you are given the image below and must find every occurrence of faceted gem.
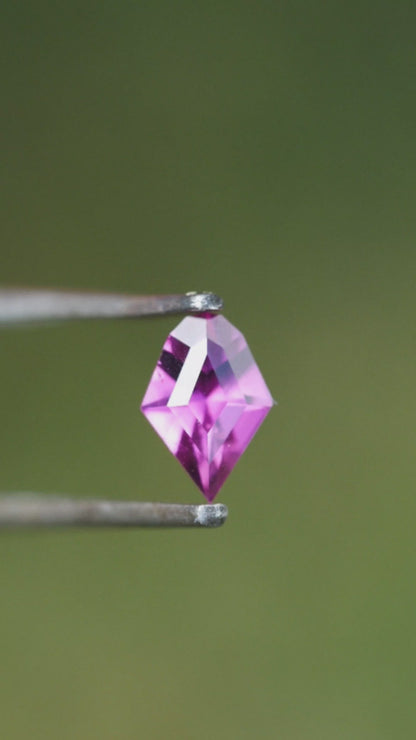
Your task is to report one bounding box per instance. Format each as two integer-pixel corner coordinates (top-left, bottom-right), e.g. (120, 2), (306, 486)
(140, 314), (274, 501)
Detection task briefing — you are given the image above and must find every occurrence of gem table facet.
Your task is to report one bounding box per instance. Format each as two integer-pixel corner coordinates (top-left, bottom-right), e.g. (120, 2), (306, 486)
(141, 314), (274, 501)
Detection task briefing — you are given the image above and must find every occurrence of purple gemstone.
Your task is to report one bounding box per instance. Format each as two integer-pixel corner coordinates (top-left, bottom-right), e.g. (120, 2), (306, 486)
(141, 315), (274, 501)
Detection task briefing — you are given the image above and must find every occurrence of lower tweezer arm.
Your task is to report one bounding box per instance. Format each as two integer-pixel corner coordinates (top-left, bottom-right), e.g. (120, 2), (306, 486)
(0, 495), (228, 529)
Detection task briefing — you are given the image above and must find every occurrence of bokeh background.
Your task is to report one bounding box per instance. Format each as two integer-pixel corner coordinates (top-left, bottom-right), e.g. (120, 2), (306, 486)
(1, 2), (416, 738)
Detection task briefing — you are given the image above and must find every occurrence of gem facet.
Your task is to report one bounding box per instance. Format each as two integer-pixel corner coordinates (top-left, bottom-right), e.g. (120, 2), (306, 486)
(141, 314), (274, 501)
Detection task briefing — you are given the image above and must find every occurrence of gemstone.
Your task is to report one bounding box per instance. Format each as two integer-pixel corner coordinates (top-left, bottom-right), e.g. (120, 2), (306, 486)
(140, 314), (274, 501)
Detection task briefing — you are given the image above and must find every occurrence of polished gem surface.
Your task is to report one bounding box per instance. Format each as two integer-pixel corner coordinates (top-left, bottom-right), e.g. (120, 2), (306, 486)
(141, 315), (274, 501)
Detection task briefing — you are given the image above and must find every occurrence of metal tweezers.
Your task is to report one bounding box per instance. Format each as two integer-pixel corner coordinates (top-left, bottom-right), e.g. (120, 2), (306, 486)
(0, 288), (227, 530)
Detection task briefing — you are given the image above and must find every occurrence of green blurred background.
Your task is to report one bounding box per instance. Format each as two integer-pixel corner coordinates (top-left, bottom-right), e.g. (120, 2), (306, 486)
(1, 2), (416, 738)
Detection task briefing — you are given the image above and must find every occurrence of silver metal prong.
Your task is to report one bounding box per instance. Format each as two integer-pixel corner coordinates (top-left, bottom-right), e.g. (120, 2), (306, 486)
(0, 495), (228, 529)
(0, 288), (223, 326)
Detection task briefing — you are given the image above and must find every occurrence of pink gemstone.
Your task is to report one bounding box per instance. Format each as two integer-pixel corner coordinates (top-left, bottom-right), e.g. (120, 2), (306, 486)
(141, 314), (274, 501)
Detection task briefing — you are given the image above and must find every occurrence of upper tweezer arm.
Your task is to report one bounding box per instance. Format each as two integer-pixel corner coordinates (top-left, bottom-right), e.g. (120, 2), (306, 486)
(0, 288), (223, 325)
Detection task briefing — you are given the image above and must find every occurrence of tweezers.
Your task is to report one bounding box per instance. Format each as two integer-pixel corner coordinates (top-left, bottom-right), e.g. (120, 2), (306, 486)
(0, 287), (227, 530)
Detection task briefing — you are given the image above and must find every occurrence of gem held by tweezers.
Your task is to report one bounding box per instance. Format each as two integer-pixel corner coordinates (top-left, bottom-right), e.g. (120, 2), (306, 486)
(141, 314), (274, 501)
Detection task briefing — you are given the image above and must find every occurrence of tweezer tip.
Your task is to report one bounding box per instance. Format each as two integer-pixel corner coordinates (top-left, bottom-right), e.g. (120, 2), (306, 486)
(186, 292), (224, 313)
(195, 503), (228, 527)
